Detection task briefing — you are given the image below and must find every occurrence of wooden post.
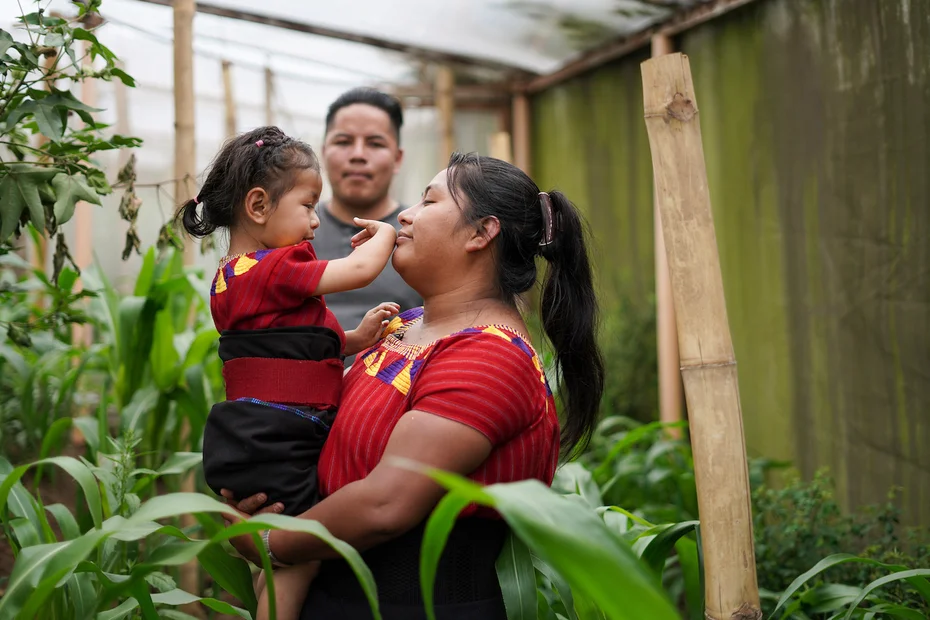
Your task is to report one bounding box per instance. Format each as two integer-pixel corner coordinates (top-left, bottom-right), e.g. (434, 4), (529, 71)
(31, 51), (59, 283)
(488, 131), (513, 163)
(641, 53), (761, 620)
(264, 66), (274, 126)
(434, 65), (455, 167)
(173, 0), (200, 610)
(222, 60), (237, 137)
(651, 34), (683, 439)
(72, 40), (97, 347)
(511, 92), (530, 174)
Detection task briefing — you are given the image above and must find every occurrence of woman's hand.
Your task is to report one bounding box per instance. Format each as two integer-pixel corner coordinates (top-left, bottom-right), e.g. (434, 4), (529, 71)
(221, 489), (284, 565)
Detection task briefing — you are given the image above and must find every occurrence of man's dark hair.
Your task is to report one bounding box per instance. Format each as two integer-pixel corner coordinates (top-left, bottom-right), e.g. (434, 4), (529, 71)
(324, 87), (404, 143)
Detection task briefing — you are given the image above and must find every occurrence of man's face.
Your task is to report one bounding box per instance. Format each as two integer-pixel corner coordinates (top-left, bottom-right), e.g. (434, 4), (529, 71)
(322, 103), (403, 210)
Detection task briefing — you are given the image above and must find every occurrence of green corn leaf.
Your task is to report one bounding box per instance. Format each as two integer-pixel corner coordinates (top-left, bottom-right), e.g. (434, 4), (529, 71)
(0, 456), (103, 529)
(420, 492), (472, 620)
(45, 503), (81, 540)
(843, 570), (930, 620)
(800, 584), (862, 614)
(531, 553), (578, 620)
(410, 462), (679, 620)
(496, 532), (538, 620)
(638, 520), (699, 578)
(196, 541), (258, 613)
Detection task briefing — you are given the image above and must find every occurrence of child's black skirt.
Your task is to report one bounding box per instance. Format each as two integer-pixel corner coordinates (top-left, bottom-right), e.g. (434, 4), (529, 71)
(202, 325), (343, 516)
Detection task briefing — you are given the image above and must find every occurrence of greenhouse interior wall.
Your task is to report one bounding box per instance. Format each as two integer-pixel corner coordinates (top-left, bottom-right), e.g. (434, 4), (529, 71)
(532, 0), (930, 526)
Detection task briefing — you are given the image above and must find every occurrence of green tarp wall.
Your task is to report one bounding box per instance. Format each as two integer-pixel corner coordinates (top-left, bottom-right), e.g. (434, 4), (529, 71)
(532, 0), (930, 525)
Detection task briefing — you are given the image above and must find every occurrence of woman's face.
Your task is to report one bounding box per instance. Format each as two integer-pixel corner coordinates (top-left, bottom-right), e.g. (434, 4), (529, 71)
(393, 168), (475, 294)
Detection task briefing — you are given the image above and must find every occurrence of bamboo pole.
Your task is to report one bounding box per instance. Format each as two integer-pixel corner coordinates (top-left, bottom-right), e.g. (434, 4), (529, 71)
(222, 60), (237, 137)
(71, 40), (96, 348)
(264, 66), (274, 126)
(651, 34), (683, 439)
(641, 53), (761, 620)
(511, 93), (530, 174)
(434, 65), (455, 167)
(173, 0), (200, 610)
(488, 131), (513, 163)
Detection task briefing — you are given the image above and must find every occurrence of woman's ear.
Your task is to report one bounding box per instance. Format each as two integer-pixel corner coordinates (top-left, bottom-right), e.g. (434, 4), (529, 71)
(465, 216), (501, 253)
(243, 187), (271, 224)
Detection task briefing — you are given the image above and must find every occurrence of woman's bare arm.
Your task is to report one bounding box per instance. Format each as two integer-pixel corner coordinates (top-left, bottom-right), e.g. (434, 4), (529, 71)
(269, 410), (493, 564)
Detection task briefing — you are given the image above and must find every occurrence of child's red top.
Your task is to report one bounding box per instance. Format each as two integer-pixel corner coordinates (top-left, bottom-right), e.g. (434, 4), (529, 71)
(209, 241), (345, 350)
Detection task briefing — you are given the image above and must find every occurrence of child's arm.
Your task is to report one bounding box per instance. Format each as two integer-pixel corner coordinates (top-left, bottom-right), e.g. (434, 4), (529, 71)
(344, 302), (400, 356)
(313, 218), (397, 296)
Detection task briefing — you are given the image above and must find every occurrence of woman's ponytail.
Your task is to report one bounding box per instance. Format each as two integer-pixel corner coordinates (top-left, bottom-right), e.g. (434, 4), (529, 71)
(540, 190), (605, 457)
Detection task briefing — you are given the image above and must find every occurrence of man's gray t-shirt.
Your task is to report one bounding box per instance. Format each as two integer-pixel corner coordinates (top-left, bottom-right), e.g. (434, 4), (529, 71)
(314, 203), (422, 337)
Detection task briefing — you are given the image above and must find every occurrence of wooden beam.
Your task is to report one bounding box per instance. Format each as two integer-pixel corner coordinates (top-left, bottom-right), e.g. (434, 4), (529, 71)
(488, 132), (512, 163)
(435, 66), (455, 166)
(525, 0), (758, 93)
(641, 52), (760, 620)
(133, 0), (534, 75)
(264, 66), (274, 126)
(511, 93), (530, 174)
(174, 0), (197, 265)
(391, 82), (509, 100)
(651, 33), (683, 440)
(222, 60), (237, 136)
(173, 0), (201, 613)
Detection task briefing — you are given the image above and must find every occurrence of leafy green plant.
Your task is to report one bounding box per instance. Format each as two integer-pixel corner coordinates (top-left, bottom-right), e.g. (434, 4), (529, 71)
(1, 0), (142, 269)
(81, 246), (220, 468)
(414, 461), (703, 620)
(597, 296), (658, 424)
(754, 470), (930, 618)
(0, 438), (381, 620)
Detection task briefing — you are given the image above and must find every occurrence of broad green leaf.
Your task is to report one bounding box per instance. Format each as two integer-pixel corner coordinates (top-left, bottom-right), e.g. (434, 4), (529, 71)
(0, 461), (42, 532)
(772, 554), (930, 618)
(0, 171), (36, 239)
(196, 542), (258, 613)
(843, 570), (930, 619)
(36, 417), (74, 477)
(675, 536), (703, 620)
(97, 598), (138, 620)
(496, 532), (538, 620)
(151, 589), (251, 619)
(133, 247), (157, 296)
(45, 503), (82, 540)
(552, 462), (603, 508)
(33, 99), (66, 141)
(51, 172), (101, 224)
(0, 28), (13, 55)
(180, 326), (219, 370)
(72, 416), (102, 453)
(800, 584), (862, 613)
(0, 456), (103, 529)
(858, 603), (926, 620)
(66, 572), (97, 620)
(420, 466), (679, 620)
(638, 520), (699, 578)
(151, 306), (181, 390)
(420, 493), (473, 620)
(153, 452), (203, 477)
(0, 541), (70, 617)
(531, 553), (578, 620)
(111, 67), (136, 87)
(11, 516), (41, 548)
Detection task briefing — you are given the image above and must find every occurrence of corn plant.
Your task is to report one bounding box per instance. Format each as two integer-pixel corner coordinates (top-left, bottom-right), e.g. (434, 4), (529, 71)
(80, 246), (221, 469)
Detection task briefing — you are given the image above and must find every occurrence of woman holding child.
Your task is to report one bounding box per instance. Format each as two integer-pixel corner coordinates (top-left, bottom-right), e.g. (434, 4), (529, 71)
(188, 128), (605, 619)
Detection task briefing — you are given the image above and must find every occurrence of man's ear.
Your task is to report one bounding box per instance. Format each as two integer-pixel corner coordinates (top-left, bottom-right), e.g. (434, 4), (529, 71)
(243, 187), (271, 224)
(393, 147), (405, 175)
(465, 216), (501, 253)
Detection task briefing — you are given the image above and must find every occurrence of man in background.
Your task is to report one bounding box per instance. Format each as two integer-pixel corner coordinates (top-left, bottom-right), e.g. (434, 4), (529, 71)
(314, 88), (422, 361)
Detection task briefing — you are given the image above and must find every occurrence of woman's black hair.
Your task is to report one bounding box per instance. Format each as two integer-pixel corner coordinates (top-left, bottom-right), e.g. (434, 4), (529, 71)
(446, 152), (605, 457)
(176, 126), (320, 238)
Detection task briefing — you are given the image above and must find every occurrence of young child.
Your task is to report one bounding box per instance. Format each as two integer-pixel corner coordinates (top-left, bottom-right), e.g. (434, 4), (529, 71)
(178, 126), (398, 620)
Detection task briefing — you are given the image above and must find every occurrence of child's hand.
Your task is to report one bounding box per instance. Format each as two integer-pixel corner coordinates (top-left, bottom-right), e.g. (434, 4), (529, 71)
(344, 302), (400, 355)
(350, 218), (397, 249)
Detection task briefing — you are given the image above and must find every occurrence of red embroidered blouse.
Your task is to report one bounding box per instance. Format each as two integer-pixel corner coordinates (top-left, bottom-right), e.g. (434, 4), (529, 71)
(318, 307), (560, 517)
(209, 241), (345, 349)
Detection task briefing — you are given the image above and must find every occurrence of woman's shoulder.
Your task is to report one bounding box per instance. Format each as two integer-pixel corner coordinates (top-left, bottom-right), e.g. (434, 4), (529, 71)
(429, 324), (550, 387)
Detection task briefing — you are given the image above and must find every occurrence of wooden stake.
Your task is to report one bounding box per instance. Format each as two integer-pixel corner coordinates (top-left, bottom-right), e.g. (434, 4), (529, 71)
(222, 60), (237, 137)
(488, 131), (513, 163)
(434, 65), (455, 167)
(641, 53), (761, 620)
(511, 93), (530, 174)
(264, 66), (274, 126)
(650, 34), (683, 439)
(173, 0), (201, 610)
(71, 39), (96, 348)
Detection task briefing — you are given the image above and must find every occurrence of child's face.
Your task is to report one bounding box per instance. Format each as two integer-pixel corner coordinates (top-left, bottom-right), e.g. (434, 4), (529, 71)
(261, 168), (323, 248)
